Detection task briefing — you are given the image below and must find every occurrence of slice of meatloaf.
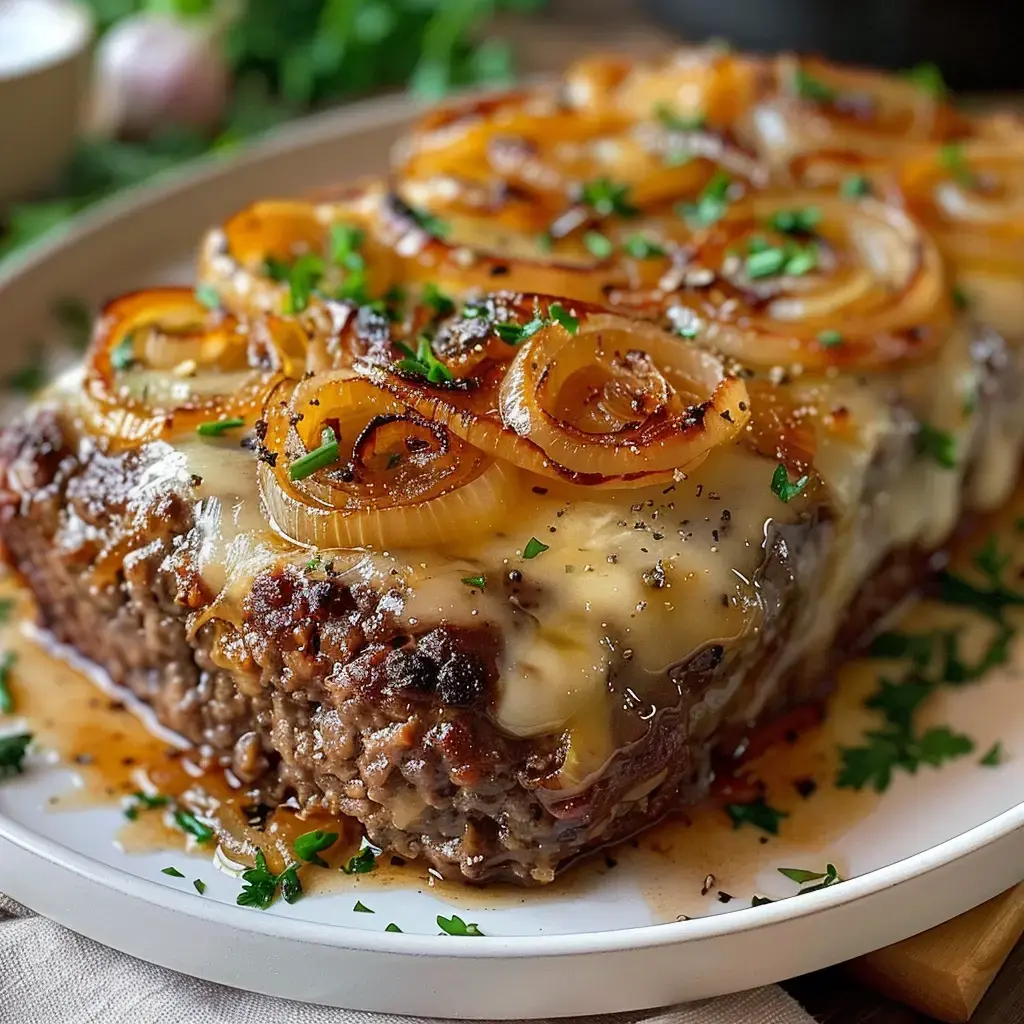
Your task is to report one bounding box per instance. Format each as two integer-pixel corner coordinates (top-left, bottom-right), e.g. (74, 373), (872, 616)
(2, 316), (1021, 886)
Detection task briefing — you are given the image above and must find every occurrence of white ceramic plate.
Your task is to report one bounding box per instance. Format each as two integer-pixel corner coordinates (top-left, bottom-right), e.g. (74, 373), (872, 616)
(1, 95), (1024, 1019)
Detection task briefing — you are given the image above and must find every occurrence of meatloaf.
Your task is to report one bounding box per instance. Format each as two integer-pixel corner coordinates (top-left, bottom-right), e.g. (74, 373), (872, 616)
(3, 47), (1024, 885)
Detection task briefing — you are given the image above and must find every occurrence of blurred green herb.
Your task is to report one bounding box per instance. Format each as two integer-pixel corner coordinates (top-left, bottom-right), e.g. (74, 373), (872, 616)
(1, 0), (547, 261)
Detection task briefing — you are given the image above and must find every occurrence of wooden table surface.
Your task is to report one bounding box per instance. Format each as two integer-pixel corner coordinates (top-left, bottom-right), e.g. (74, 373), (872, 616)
(511, 2), (1024, 1021)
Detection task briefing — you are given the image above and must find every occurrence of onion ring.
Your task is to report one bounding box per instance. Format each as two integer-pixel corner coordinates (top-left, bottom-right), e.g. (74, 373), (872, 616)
(258, 374), (517, 549)
(83, 287), (306, 445)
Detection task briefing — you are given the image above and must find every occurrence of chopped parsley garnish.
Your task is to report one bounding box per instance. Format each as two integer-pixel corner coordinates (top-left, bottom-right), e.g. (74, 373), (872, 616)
(940, 143), (976, 188)
(794, 67), (837, 104)
(161, 867), (185, 878)
(193, 879), (207, 895)
(353, 900), (374, 913)
(778, 866), (827, 884)
(263, 255), (291, 281)
(744, 238), (819, 279)
(904, 61), (947, 97)
(110, 336), (136, 372)
(817, 329), (843, 348)
(936, 535), (1024, 621)
(579, 178), (637, 219)
(196, 417), (246, 437)
(123, 790), (169, 821)
(293, 828), (338, 867)
(780, 863), (843, 894)
(584, 231), (614, 259)
(654, 103), (707, 133)
(394, 335), (454, 383)
(194, 284), (221, 310)
(523, 537), (549, 559)
(289, 426), (341, 481)
(751, 895), (774, 907)
(6, 356), (46, 394)
(329, 223), (365, 270)
(549, 302), (579, 334)
(980, 741), (1004, 766)
(422, 282), (455, 317)
(305, 556), (322, 572)
(437, 914), (484, 936)
(282, 252), (326, 314)
(0, 652), (15, 715)
(623, 235), (667, 259)
(839, 547), (1020, 794)
(679, 171), (732, 227)
(341, 843), (378, 875)
(840, 174), (873, 199)
(237, 850), (303, 909)
(0, 733), (31, 778)
(916, 422), (957, 469)
(952, 286), (970, 311)
(724, 797), (788, 835)
(495, 317), (545, 346)
(385, 923), (403, 933)
(768, 207), (821, 235)
(461, 574), (486, 589)
(771, 464), (809, 503)
(0, 600), (11, 625)
(408, 206), (450, 238)
(173, 808), (214, 844)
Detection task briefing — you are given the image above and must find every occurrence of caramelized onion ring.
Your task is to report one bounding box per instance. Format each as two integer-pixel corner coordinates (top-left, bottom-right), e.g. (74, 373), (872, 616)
(668, 193), (949, 371)
(899, 142), (1024, 341)
(357, 300), (749, 486)
(258, 374), (516, 549)
(83, 288), (306, 445)
(196, 187), (401, 320)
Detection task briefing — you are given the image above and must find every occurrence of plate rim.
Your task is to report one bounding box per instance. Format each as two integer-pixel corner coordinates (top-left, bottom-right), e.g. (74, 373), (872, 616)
(0, 88), (1022, 962)
(2, 797), (1023, 955)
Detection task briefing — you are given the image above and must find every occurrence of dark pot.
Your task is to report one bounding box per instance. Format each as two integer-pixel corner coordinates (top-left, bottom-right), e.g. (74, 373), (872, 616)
(644, 0), (1021, 91)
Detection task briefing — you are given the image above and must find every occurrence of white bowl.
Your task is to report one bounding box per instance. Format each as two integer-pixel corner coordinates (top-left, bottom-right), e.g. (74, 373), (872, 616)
(0, 0), (93, 209)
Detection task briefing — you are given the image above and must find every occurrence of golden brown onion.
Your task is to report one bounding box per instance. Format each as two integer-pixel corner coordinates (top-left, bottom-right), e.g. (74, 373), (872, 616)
(356, 297), (749, 486)
(83, 287), (306, 445)
(196, 186), (403, 321)
(258, 374), (516, 549)
(741, 54), (968, 177)
(659, 192), (950, 371)
(899, 141), (1024, 341)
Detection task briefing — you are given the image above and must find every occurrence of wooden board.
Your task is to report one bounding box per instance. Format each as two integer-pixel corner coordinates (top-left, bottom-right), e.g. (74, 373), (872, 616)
(849, 885), (1024, 1022)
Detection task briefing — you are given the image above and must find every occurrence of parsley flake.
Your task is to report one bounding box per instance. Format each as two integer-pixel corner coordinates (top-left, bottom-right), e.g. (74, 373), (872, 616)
(623, 235), (667, 259)
(0, 732), (31, 778)
(437, 914), (484, 936)
(341, 843), (378, 875)
(461, 574), (486, 589)
(237, 850), (302, 909)
(840, 174), (873, 199)
(818, 329), (843, 348)
(771, 464), (809, 503)
(294, 829), (338, 867)
(289, 426), (341, 481)
(196, 417), (246, 437)
(654, 103), (707, 133)
(353, 900), (374, 913)
(916, 422), (957, 469)
(161, 866), (185, 878)
(904, 62), (947, 97)
(173, 808), (214, 844)
(680, 171), (732, 227)
(768, 207), (821, 235)
(794, 67), (837, 103)
(193, 879), (207, 895)
(549, 302), (579, 334)
(940, 143), (976, 188)
(123, 790), (169, 820)
(579, 178), (637, 218)
(283, 252), (325, 314)
(422, 282), (455, 317)
(0, 652), (15, 715)
(725, 797), (788, 835)
(523, 537), (549, 559)
(394, 335), (454, 383)
(584, 231), (614, 259)
(194, 284), (221, 310)
(385, 923), (403, 933)
(980, 741), (1004, 767)
(777, 866), (825, 884)
(110, 336), (136, 372)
